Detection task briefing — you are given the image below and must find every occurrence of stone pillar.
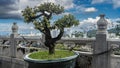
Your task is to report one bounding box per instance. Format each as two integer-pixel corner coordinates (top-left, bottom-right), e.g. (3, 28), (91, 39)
(10, 22), (18, 58)
(10, 34), (17, 58)
(93, 14), (110, 68)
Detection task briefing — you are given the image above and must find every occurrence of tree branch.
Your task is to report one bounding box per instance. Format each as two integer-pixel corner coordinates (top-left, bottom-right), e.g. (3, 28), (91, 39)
(43, 11), (52, 20)
(53, 29), (64, 42)
(48, 12), (52, 20)
(37, 28), (45, 34)
(30, 14), (43, 19)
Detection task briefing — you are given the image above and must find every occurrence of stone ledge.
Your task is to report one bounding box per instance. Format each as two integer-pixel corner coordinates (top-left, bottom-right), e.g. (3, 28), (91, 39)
(0, 56), (28, 65)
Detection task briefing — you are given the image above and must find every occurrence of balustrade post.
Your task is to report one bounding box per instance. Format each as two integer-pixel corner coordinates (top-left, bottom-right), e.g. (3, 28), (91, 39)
(93, 14), (111, 68)
(0, 46), (3, 56)
(10, 22), (18, 58)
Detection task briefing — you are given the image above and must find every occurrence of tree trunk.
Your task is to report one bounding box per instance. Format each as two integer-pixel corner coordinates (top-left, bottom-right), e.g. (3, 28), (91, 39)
(49, 46), (55, 54)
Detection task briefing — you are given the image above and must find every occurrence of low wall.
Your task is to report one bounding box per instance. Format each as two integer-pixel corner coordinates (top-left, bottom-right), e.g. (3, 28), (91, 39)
(0, 56), (28, 68)
(0, 45), (39, 59)
(0, 49), (120, 68)
(1, 53), (120, 68)
(111, 55), (120, 68)
(76, 51), (120, 68)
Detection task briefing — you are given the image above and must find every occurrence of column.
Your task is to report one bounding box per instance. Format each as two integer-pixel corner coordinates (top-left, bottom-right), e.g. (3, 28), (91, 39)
(93, 14), (110, 68)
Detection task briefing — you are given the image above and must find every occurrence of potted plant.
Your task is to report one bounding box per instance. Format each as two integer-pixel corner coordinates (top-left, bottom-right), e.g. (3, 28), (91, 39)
(22, 2), (79, 68)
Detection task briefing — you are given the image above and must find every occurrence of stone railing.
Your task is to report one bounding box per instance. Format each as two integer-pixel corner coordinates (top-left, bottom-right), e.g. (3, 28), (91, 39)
(0, 34), (120, 68)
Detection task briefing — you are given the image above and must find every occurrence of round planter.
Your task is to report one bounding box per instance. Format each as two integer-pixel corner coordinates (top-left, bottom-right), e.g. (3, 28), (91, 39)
(24, 52), (79, 68)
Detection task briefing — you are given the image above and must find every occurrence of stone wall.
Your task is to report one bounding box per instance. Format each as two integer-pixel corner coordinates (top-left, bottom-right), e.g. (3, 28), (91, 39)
(0, 52), (120, 68)
(0, 45), (39, 59)
(111, 55), (120, 68)
(0, 56), (28, 68)
(76, 52), (120, 68)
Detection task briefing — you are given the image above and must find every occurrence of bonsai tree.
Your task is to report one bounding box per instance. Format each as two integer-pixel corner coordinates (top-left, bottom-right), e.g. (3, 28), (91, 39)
(22, 2), (79, 54)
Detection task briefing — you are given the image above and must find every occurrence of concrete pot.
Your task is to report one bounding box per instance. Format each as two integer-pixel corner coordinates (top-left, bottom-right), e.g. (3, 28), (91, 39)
(24, 51), (79, 68)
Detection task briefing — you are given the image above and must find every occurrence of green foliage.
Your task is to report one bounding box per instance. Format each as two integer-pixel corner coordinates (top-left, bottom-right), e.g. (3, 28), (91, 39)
(72, 31), (84, 37)
(29, 50), (74, 60)
(116, 21), (120, 23)
(87, 30), (96, 38)
(114, 50), (120, 55)
(22, 6), (36, 22)
(113, 48), (120, 55)
(55, 44), (66, 50)
(36, 3), (64, 14)
(115, 25), (120, 36)
(55, 44), (92, 52)
(22, 3), (64, 32)
(55, 14), (79, 29)
(22, 2), (79, 33)
(107, 24), (120, 36)
(55, 44), (72, 50)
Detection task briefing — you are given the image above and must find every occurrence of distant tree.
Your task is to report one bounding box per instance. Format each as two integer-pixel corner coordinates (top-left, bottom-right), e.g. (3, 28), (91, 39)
(116, 21), (120, 23)
(72, 31), (83, 37)
(115, 20), (120, 36)
(22, 2), (79, 54)
(115, 24), (120, 36)
(87, 30), (96, 38)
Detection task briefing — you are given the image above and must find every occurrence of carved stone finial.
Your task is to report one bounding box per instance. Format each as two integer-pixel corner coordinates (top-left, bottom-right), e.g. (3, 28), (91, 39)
(97, 14), (108, 34)
(12, 22), (18, 35)
(99, 14), (105, 18)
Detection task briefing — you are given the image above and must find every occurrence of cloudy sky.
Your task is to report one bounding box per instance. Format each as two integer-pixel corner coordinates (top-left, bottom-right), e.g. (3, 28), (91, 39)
(0, 0), (120, 35)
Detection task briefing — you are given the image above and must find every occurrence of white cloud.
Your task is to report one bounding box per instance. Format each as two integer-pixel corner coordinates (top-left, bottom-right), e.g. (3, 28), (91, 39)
(75, 5), (86, 12)
(112, 0), (120, 8)
(92, 0), (120, 8)
(84, 7), (97, 13)
(92, 0), (105, 4)
(91, 0), (112, 4)
(68, 17), (99, 32)
(0, 22), (34, 32)
(19, 0), (42, 9)
(55, 0), (74, 9)
(0, 24), (11, 32)
(60, 12), (71, 16)
(0, 0), (75, 19)
(19, 0), (74, 10)
(75, 6), (97, 13)
(81, 17), (99, 24)
(79, 17), (99, 30)
(115, 18), (120, 22)
(67, 17), (120, 32)
(0, 22), (38, 35)
(17, 0), (75, 19)
(72, 16), (117, 32)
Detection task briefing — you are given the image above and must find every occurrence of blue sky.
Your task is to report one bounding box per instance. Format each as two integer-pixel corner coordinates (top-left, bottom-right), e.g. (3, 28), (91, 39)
(0, 0), (120, 35)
